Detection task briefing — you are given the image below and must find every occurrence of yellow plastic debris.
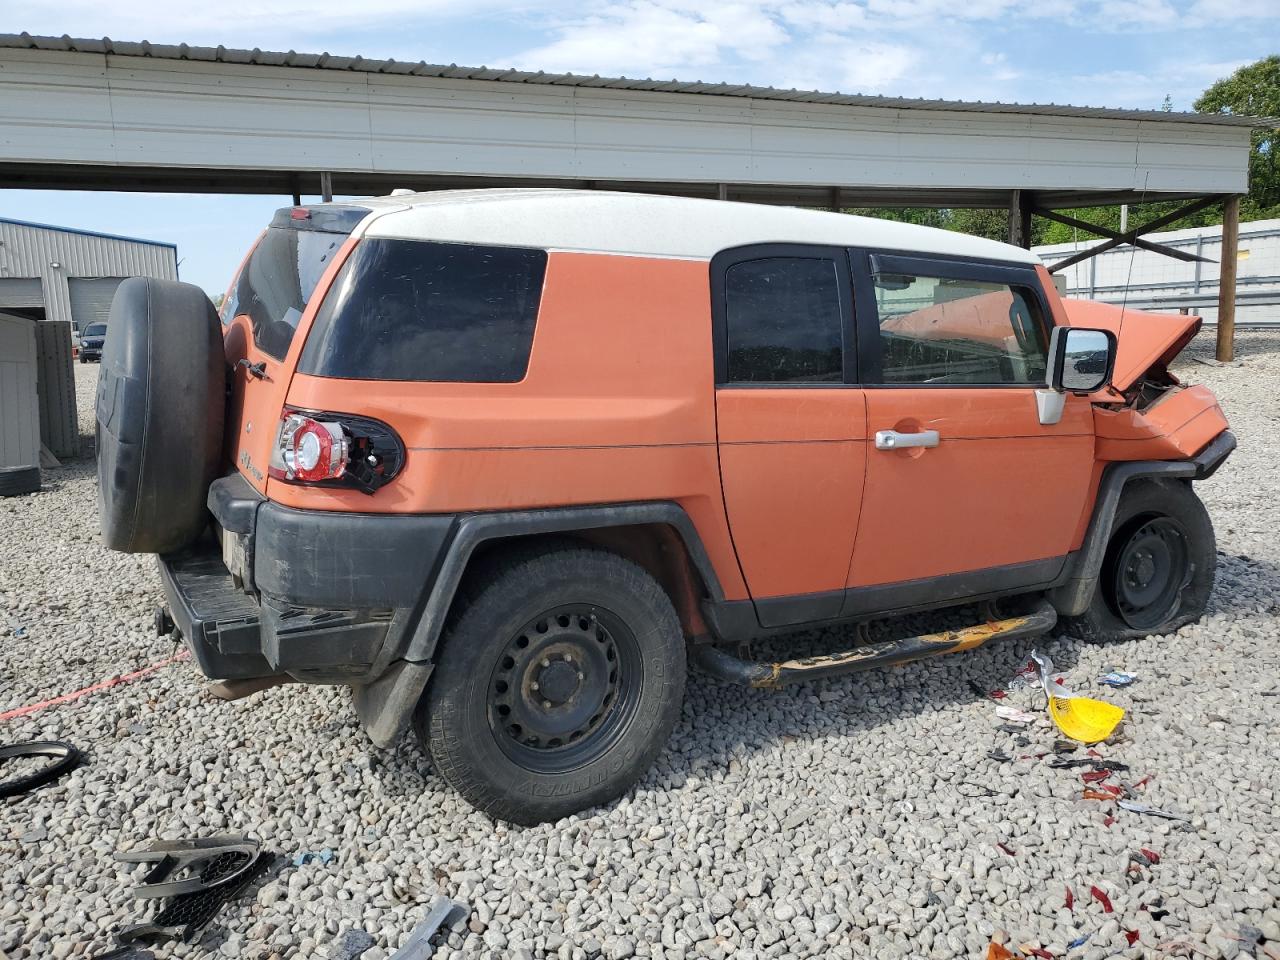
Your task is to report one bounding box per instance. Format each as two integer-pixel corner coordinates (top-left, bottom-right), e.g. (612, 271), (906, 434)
(1048, 695), (1125, 743)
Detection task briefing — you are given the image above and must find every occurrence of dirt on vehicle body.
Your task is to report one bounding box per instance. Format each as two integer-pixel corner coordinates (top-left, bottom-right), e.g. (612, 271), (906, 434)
(95, 190), (1232, 822)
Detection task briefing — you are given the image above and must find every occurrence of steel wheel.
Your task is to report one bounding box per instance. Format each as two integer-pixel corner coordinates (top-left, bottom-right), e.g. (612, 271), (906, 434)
(1108, 515), (1191, 630)
(487, 603), (642, 774)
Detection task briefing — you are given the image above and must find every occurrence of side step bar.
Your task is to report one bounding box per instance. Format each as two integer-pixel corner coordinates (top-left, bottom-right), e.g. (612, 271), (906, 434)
(692, 598), (1058, 689)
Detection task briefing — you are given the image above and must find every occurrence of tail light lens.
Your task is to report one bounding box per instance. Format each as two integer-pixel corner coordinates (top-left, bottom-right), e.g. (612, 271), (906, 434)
(268, 409), (404, 494)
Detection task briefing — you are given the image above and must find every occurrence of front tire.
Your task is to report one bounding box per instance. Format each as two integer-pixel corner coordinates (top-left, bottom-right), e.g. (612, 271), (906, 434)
(1063, 479), (1215, 643)
(416, 541), (687, 824)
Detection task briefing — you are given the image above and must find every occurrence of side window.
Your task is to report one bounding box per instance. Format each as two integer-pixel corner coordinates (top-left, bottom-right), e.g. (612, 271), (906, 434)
(873, 271), (1048, 385)
(724, 257), (843, 383)
(299, 239), (546, 382)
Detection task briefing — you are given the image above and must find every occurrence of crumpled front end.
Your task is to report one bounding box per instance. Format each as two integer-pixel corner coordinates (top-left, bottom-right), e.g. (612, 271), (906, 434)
(1062, 298), (1229, 462)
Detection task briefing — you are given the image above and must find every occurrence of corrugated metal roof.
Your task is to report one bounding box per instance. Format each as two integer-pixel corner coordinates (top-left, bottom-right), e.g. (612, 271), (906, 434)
(0, 215), (177, 249)
(2, 32), (1271, 128)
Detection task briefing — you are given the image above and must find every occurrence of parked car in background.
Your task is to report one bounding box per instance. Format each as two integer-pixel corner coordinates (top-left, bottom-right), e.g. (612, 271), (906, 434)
(95, 190), (1233, 823)
(78, 322), (107, 362)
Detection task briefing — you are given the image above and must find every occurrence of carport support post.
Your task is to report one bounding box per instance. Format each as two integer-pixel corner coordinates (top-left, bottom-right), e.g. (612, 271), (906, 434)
(1008, 190), (1032, 248)
(320, 171), (333, 203)
(1216, 194), (1240, 362)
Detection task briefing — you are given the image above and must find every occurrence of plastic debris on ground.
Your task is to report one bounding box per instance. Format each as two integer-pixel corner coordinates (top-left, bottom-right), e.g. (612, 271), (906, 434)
(1064, 887), (1074, 911)
(1030, 650), (1125, 744)
(292, 848), (335, 867)
(995, 705), (1038, 725)
(1125, 930), (1141, 946)
(388, 894), (471, 959)
(1097, 670), (1137, 687)
(996, 842), (1016, 857)
(1089, 886), (1113, 913)
(1067, 934), (1089, 950)
(1118, 799), (1190, 821)
(985, 943), (1015, 960)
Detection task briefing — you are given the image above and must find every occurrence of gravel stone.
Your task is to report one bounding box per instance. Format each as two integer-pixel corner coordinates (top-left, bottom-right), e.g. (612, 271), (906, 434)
(3, 343), (1280, 959)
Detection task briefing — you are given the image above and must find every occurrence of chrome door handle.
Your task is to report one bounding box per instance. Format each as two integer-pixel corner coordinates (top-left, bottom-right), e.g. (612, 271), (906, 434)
(875, 429), (940, 450)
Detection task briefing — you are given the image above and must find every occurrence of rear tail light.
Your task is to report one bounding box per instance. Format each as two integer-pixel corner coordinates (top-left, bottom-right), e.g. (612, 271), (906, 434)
(268, 409), (404, 494)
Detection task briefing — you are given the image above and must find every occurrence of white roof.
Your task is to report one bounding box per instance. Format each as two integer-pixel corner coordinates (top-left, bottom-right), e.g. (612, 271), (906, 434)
(357, 190), (1039, 264)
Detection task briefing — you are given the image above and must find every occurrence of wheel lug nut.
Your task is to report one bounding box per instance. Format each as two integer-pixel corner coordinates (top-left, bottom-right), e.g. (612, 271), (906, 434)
(531, 682), (540, 691)
(542, 700), (552, 709)
(541, 659), (550, 668)
(563, 653), (572, 662)
(577, 672), (584, 681)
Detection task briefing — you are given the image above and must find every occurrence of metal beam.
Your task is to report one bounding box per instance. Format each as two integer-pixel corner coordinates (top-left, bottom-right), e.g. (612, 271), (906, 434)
(1035, 207), (1214, 265)
(1044, 196), (1223, 273)
(1217, 195), (1240, 362)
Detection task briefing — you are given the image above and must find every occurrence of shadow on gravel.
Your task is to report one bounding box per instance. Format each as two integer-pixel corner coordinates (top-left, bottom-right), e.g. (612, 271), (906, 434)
(364, 604), (1088, 819)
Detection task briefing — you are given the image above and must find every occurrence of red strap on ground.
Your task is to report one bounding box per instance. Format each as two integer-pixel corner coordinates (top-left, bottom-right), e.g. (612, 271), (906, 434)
(0, 651), (190, 722)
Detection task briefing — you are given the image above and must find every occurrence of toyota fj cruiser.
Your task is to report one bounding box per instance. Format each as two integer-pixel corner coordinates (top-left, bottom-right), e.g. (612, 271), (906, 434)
(96, 190), (1233, 823)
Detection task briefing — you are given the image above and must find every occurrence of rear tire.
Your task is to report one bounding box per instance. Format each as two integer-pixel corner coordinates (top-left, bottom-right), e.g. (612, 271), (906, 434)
(1063, 479), (1215, 644)
(416, 542), (686, 824)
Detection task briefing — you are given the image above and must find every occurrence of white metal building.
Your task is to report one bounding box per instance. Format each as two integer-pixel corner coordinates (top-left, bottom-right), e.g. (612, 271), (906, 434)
(1035, 218), (1280, 326)
(0, 217), (178, 332)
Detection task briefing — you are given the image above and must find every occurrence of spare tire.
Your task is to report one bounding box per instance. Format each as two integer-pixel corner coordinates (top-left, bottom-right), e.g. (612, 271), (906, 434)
(96, 277), (225, 554)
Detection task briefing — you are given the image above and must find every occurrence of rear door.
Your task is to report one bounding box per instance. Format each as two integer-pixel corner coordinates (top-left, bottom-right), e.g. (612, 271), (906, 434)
(845, 251), (1094, 611)
(219, 206), (366, 493)
(712, 245), (867, 627)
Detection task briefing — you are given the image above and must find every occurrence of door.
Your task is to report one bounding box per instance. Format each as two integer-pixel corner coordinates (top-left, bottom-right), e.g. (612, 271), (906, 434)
(712, 246), (867, 627)
(845, 252), (1094, 611)
(68, 277), (128, 333)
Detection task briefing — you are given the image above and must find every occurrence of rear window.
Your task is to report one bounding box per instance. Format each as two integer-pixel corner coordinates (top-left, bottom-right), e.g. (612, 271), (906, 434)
(221, 226), (346, 361)
(298, 239), (547, 382)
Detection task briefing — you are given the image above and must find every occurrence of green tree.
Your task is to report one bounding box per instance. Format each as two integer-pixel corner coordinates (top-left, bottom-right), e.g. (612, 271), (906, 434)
(1195, 55), (1280, 218)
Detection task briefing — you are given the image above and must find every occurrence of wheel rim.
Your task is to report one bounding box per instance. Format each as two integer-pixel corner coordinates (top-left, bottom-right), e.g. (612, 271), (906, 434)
(1109, 516), (1191, 630)
(487, 604), (642, 774)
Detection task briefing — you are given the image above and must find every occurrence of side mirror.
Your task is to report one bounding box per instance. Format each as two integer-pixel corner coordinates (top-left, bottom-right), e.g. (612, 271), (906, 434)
(1048, 326), (1117, 395)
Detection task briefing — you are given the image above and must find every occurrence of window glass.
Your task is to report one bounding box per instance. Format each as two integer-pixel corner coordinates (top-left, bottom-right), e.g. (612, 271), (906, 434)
(222, 227), (346, 360)
(874, 272), (1048, 384)
(299, 239), (546, 382)
(725, 258), (843, 383)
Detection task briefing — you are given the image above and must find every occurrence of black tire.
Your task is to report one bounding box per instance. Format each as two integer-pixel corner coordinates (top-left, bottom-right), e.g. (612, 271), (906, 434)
(417, 542), (687, 824)
(1063, 478), (1215, 644)
(96, 277), (225, 554)
(0, 465), (41, 498)
(79, 355), (87, 364)
(0, 741), (83, 798)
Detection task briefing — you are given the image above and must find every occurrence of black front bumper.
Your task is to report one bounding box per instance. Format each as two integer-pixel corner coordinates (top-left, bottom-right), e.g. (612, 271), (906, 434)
(161, 474), (455, 683)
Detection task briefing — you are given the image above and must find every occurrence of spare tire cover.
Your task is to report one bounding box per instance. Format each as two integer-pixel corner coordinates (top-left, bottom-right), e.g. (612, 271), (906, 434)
(96, 277), (225, 554)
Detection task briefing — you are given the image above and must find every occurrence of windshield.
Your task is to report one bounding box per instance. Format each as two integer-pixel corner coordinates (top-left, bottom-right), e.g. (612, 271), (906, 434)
(221, 226), (346, 361)
(84, 323), (107, 337)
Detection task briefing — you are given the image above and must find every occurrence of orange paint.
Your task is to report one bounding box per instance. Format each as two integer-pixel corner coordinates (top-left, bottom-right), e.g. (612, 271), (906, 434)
(1093, 384), (1229, 461)
(849, 388), (1095, 587)
(217, 228), (1230, 621)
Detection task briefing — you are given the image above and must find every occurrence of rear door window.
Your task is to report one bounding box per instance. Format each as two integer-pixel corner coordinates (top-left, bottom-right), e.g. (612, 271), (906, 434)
(298, 239), (547, 382)
(222, 226), (346, 361)
(723, 257), (844, 383)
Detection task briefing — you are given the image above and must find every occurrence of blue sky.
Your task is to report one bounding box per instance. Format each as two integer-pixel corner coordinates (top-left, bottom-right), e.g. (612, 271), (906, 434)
(3, 0), (1277, 293)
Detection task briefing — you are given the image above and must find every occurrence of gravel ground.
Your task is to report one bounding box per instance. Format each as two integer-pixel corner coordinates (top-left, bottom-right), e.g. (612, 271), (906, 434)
(3, 332), (1279, 960)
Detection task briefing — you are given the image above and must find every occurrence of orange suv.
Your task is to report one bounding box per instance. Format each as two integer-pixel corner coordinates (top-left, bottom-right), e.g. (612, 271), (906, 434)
(96, 190), (1233, 823)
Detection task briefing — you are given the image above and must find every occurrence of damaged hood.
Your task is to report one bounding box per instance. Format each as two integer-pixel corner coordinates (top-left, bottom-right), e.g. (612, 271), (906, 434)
(1060, 299), (1201, 392)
